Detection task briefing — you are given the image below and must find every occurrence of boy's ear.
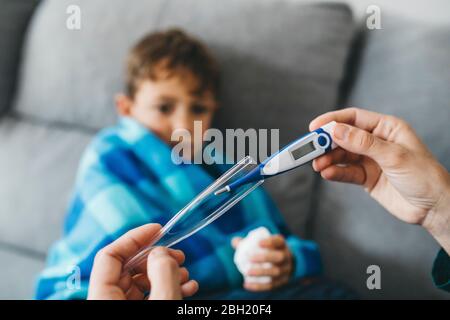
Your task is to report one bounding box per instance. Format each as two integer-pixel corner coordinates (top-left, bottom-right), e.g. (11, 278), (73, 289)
(115, 93), (133, 116)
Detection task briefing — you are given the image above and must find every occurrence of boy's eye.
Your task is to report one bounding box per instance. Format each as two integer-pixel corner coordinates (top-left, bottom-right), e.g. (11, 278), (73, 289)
(158, 103), (173, 114)
(191, 104), (208, 115)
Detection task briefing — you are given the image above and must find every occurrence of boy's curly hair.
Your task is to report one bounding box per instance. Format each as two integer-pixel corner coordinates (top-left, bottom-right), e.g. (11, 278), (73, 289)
(126, 28), (220, 98)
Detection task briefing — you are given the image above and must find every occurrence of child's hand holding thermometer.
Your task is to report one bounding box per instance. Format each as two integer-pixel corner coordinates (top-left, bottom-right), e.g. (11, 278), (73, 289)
(215, 121), (337, 195)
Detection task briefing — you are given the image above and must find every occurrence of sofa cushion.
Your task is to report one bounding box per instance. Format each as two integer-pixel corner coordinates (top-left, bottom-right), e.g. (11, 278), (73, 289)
(0, 116), (92, 253)
(0, 0), (38, 117)
(13, 0), (355, 237)
(0, 248), (45, 299)
(314, 14), (450, 299)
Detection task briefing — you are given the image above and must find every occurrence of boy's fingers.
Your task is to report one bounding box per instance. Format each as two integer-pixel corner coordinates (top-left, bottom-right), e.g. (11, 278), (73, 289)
(251, 250), (286, 264)
(231, 237), (243, 249)
(271, 275), (290, 289)
(259, 235), (286, 249)
(247, 258), (292, 278)
(247, 265), (282, 277)
(244, 281), (272, 292)
(244, 274), (290, 292)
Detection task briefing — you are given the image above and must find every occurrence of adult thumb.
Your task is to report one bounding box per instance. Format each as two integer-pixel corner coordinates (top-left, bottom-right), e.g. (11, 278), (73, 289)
(332, 123), (394, 165)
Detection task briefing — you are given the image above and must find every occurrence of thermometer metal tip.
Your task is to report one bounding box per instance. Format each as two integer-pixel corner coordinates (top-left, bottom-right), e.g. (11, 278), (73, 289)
(214, 185), (230, 196)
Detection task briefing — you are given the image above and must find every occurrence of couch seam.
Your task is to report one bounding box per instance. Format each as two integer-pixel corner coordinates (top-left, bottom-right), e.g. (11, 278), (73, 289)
(5, 111), (98, 136)
(0, 240), (46, 262)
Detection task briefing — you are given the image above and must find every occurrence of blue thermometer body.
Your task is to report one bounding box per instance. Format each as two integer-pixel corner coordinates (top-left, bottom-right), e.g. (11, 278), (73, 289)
(214, 121), (337, 195)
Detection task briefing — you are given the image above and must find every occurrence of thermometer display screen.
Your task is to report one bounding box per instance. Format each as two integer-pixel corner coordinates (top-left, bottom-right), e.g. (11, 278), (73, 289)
(291, 141), (315, 160)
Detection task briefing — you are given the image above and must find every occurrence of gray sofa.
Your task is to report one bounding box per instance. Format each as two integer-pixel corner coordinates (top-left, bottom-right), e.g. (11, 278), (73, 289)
(0, 0), (448, 299)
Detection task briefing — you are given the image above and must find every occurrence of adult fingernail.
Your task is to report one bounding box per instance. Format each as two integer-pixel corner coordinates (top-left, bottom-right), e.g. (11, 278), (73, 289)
(333, 124), (349, 140)
(150, 247), (168, 257)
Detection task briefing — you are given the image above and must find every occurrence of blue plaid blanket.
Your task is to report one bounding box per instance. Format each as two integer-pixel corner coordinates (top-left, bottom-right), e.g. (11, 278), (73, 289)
(35, 117), (322, 299)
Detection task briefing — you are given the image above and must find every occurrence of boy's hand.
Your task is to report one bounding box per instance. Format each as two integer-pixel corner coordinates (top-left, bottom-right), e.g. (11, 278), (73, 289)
(232, 235), (293, 291)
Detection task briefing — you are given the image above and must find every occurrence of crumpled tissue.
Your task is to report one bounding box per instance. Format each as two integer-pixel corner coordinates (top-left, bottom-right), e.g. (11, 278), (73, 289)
(233, 227), (273, 284)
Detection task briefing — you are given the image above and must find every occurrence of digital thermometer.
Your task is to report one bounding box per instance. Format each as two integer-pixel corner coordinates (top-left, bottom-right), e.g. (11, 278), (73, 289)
(214, 121), (337, 195)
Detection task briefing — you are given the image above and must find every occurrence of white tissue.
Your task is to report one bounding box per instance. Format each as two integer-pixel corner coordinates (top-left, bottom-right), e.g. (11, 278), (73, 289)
(233, 227), (273, 284)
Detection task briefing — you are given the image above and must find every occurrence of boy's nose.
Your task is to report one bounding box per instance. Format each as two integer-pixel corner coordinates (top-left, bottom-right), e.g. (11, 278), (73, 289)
(172, 115), (195, 134)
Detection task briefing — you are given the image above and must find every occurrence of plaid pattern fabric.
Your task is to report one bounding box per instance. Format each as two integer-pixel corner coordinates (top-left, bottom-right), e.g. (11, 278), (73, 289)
(35, 117), (322, 299)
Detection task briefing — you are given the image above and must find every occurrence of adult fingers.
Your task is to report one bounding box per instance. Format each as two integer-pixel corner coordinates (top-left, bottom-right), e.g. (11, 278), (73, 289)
(147, 247), (182, 300)
(126, 247), (185, 276)
(103, 224), (162, 263)
(310, 108), (425, 152)
(312, 147), (361, 172)
(168, 248), (186, 266)
(127, 273), (150, 293)
(181, 280), (199, 298)
(319, 164), (368, 185)
(89, 224), (162, 293)
(143, 267), (190, 292)
(179, 267), (189, 284)
(125, 284), (145, 300)
(309, 107), (386, 136)
(143, 265), (194, 298)
(331, 123), (409, 169)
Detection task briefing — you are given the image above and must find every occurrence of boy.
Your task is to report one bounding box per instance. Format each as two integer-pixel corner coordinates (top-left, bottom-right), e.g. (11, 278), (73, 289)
(35, 29), (325, 299)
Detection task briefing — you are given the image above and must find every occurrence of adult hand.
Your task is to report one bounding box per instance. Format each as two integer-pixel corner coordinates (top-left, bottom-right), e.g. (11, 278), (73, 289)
(88, 223), (198, 300)
(310, 107), (450, 253)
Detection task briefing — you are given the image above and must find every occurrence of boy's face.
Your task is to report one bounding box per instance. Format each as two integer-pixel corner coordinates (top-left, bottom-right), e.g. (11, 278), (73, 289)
(116, 67), (217, 158)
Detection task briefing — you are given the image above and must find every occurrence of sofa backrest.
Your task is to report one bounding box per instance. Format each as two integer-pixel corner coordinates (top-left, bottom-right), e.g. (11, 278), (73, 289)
(12, 0), (355, 237)
(0, 0), (39, 117)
